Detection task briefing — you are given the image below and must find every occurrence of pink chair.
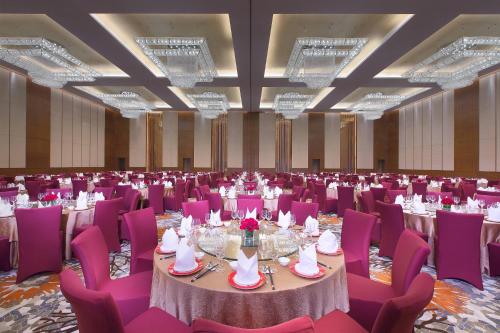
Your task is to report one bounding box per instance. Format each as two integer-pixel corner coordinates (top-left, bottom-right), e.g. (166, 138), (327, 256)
(300, 189), (310, 202)
(0, 189), (18, 199)
(192, 187), (203, 201)
(476, 189), (500, 197)
(411, 181), (427, 199)
(474, 193), (500, 206)
(120, 189), (141, 215)
(237, 198), (264, 218)
(192, 316), (314, 333)
(146, 184), (165, 214)
(164, 182), (185, 211)
(71, 226), (153, 324)
(238, 194), (261, 199)
(315, 273), (435, 333)
(314, 183), (336, 213)
(334, 186), (355, 217)
(198, 185), (211, 199)
(271, 194), (295, 221)
(25, 180), (42, 200)
(59, 269), (190, 333)
(72, 179), (88, 198)
(94, 187), (114, 200)
(370, 187), (387, 203)
(386, 189), (407, 203)
(487, 242), (500, 276)
(114, 185), (131, 199)
(346, 230), (431, 331)
(341, 209), (376, 277)
(0, 236), (11, 271)
(204, 193), (231, 221)
(292, 185), (305, 201)
(460, 182), (477, 202)
(435, 210), (484, 289)
(182, 200), (210, 222)
(290, 201), (319, 226)
(124, 208), (157, 274)
(15, 205), (62, 283)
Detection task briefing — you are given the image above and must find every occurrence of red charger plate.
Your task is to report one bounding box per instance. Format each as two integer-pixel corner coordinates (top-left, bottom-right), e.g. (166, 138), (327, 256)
(228, 271), (266, 290)
(155, 244), (176, 255)
(316, 246), (343, 256)
(168, 259), (203, 276)
(289, 261), (326, 279)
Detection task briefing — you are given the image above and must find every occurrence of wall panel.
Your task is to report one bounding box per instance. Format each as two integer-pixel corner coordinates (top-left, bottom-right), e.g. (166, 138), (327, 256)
(259, 113), (276, 169)
(129, 113), (147, 167)
(9, 74), (26, 168)
(356, 115), (374, 169)
(479, 74), (497, 171)
(50, 89), (62, 167)
(324, 113), (340, 169)
(0, 69), (10, 168)
(97, 105), (105, 167)
(61, 92), (73, 167)
(442, 90), (454, 170)
(292, 114), (308, 169)
(227, 112), (243, 168)
(413, 102), (423, 169)
(162, 111), (178, 168)
(194, 113), (212, 168)
(72, 96), (82, 167)
(431, 94), (443, 170)
(405, 105), (414, 169)
(81, 100), (91, 167)
(398, 108), (406, 169)
(421, 99), (432, 169)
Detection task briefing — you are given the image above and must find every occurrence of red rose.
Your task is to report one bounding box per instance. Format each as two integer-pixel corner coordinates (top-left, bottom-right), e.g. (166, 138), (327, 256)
(240, 218), (259, 232)
(42, 193), (58, 202)
(441, 197), (453, 205)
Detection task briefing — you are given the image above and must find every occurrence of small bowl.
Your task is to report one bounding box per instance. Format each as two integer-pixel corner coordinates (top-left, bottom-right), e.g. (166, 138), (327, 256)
(229, 261), (238, 270)
(223, 221), (231, 227)
(278, 257), (290, 267)
(195, 252), (205, 260)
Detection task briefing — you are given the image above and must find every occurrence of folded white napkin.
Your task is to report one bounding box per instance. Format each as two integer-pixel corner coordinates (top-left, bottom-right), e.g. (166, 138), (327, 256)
(173, 238), (197, 272)
(219, 186), (226, 197)
(413, 201), (426, 214)
(327, 182), (335, 189)
(227, 187), (236, 199)
(64, 178), (71, 185)
(234, 250), (260, 286)
(94, 192), (105, 202)
(14, 175), (24, 182)
(317, 230), (339, 253)
(277, 210), (291, 229)
(76, 191), (88, 210)
(296, 244), (319, 276)
(467, 197), (479, 209)
(138, 174), (145, 179)
(160, 228), (179, 252)
(413, 194), (422, 204)
(265, 189), (274, 199)
(371, 183), (383, 188)
(304, 216), (320, 236)
(0, 201), (13, 217)
(488, 206), (500, 221)
(238, 179), (244, 186)
(178, 215), (193, 236)
(118, 182), (128, 186)
(394, 194), (405, 205)
(245, 208), (257, 219)
(16, 193), (29, 207)
(274, 187), (283, 196)
(210, 210), (222, 227)
(131, 183), (139, 190)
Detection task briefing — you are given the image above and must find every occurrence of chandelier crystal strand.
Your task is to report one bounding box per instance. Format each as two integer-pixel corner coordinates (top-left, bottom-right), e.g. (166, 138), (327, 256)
(187, 92), (230, 119)
(285, 37), (368, 88)
(272, 92), (314, 119)
(404, 36), (500, 90)
(0, 37), (101, 88)
(94, 91), (153, 119)
(348, 92), (409, 120)
(136, 37), (217, 88)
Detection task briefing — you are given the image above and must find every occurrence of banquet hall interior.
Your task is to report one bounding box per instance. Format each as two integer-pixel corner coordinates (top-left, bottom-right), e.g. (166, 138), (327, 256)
(1, 0), (500, 332)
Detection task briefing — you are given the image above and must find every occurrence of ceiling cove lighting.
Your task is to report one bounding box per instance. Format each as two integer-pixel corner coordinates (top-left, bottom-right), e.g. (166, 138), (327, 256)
(272, 92), (314, 119)
(0, 37), (101, 88)
(404, 36), (500, 90)
(349, 92), (406, 120)
(96, 91), (153, 119)
(187, 92), (229, 119)
(135, 37), (217, 88)
(285, 37), (368, 89)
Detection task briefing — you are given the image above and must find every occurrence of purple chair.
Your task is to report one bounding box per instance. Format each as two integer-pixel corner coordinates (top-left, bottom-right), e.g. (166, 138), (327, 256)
(182, 200), (210, 222)
(346, 230), (431, 331)
(59, 269), (190, 333)
(488, 242), (500, 276)
(114, 185), (132, 199)
(124, 208), (157, 274)
(370, 187), (387, 203)
(341, 209), (376, 277)
(290, 201), (319, 226)
(15, 205), (62, 283)
(0, 189), (18, 199)
(411, 181), (427, 199)
(164, 182), (185, 211)
(120, 189), (141, 215)
(300, 189), (311, 202)
(236, 198), (264, 218)
(71, 226), (153, 325)
(184, 179), (194, 200)
(474, 193), (500, 206)
(460, 182), (477, 202)
(315, 273), (435, 333)
(435, 210), (484, 289)
(314, 183), (337, 214)
(192, 316), (314, 333)
(386, 189), (407, 203)
(238, 194), (261, 199)
(72, 179), (88, 198)
(146, 184), (165, 214)
(271, 194), (295, 221)
(359, 191), (382, 244)
(192, 187), (203, 201)
(198, 185), (211, 199)
(25, 180), (42, 200)
(292, 185), (305, 201)
(93, 187), (114, 200)
(476, 189), (500, 197)
(204, 193), (232, 221)
(334, 186), (355, 217)
(0, 236), (11, 271)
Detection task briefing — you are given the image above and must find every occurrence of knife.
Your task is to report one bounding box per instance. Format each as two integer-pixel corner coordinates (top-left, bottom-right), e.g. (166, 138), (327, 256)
(317, 261), (332, 269)
(267, 265), (275, 290)
(160, 254), (176, 260)
(191, 263), (218, 282)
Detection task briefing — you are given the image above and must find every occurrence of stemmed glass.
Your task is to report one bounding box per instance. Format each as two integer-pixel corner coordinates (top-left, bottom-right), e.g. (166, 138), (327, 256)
(289, 214), (296, 229)
(265, 209), (272, 224)
(453, 196), (460, 209)
(478, 199), (485, 214)
(427, 195), (435, 209)
(231, 210), (237, 221)
(37, 193), (44, 202)
(270, 237), (280, 268)
(204, 213), (211, 226)
(237, 209), (245, 221)
(213, 232), (227, 272)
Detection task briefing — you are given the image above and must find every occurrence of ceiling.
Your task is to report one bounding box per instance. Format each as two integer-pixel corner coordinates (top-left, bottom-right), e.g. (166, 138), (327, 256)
(0, 0), (499, 114)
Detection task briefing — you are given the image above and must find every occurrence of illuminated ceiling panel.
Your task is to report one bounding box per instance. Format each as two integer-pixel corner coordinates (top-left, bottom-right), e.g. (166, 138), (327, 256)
(260, 87), (334, 109)
(332, 87), (430, 110)
(74, 85), (170, 108)
(169, 86), (242, 108)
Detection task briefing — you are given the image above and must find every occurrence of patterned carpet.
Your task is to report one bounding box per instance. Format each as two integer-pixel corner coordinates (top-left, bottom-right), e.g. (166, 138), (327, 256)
(0, 213), (498, 333)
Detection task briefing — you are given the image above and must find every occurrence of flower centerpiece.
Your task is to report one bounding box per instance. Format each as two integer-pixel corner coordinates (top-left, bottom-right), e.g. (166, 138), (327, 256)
(41, 193), (58, 206)
(240, 218), (259, 247)
(441, 197), (453, 211)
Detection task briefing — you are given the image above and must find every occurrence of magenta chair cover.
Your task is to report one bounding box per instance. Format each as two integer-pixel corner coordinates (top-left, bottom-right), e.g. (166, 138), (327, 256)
(0, 236), (11, 271)
(121, 189), (140, 213)
(314, 183), (336, 213)
(71, 226), (153, 324)
(15, 205), (62, 283)
(184, 180), (194, 200)
(435, 210), (484, 289)
(346, 230), (431, 331)
(336, 186), (355, 217)
(315, 273), (434, 333)
(236, 198), (264, 217)
(124, 208), (157, 274)
(290, 201), (319, 226)
(238, 194), (261, 199)
(292, 185), (304, 201)
(192, 316), (314, 333)
(271, 193), (295, 221)
(72, 179), (88, 198)
(475, 193), (500, 206)
(94, 198), (122, 253)
(341, 209), (376, 277)
(198, 185), (211, 199)
(411, 181), (427, 199)
(359, 191), (377, 214)
(182, 200), (210, 222)
(192, 187), (203, 201)
(59, 269), (190, 333)
(300, 189), (310, 202)
(460, 182), (477, 202)
(476, 189), (500, 197)
(146, 184), (165, 214)
(386, 189), (407, 203)
(205, 192), (231, 221)
(0, 189), (18, 199)
(487, 242), (500, 276)
(370, 187), (387, 203)
(164, 182), (185, 211)
(114, 185), (131, 198)
(93, 187), (114, 200)
(376, 201), (405, 258)
(25, 180), (42, 200)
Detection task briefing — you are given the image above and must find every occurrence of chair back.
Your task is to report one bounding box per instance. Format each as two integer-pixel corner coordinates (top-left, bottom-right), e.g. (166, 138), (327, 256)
(337, 186), (355, 217)
(59, 269), (125, 333)
(314, 183), (328, 212)
(192, 188), (203, 201)
(192, 316), (314, 333)
(0, 189), (18, 199)
(238, 194), (261, 199)
(15, 205), (62, 283)
(359, 191), (376, 213)
(376, 201), (405, 258)
(123, 189), (140, 212)
(391, 230), (431, 295)
(182, 200), (210, 221)
(276, 194), (294, 215)
(185, 180), (194, 199)
(114, 185), (131, 198)
(72, 179), (88, 198)
(292, 185), (304, 201)
(25, 180), (42, 200)
(290, 201), (319, 226)
(386, 189), (407, 203)
(198, 185), (211, 199)
(460, 182), (477, 202)
(147, 184), (165, 214)
(93, 187), (114, 200)
(236, 199), (264, 217)
(372, 273), (435, 333)
(71, 226), (111, 290)
(93, 198), (122, 253)
(411, 181), (427, 198)
(205, 192), (225, 214)
(475, 193), (500, 206)
(370, 187), (387, 203)
(124, 207), (158, 274)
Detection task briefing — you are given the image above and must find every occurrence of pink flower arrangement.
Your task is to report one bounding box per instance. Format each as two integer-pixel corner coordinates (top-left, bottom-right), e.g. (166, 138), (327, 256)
(240, 218), (259, 232)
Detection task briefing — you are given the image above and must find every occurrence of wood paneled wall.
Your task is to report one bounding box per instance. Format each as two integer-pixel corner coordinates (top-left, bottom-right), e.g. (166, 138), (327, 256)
(105, 109), (129, 171)
(26, 80), (51, 169)
(308, 113), (325, 171)
(243, 112), (259, 170)
(178, 112), (195, 172)
(373, 110), (399, 172)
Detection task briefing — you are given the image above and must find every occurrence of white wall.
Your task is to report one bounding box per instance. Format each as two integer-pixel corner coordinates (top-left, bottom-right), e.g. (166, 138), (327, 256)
(356, 115), (374, 169)
(292, 114), (308, 169)
(479, 72), (500, 171)
(324, 113), (340, 169)
(227, 112), (243, 168)
(259, 113), (276, 168)
(194, 113), (212, 168)
(162, 112), (178, 167)
(129, 113), (147, 167)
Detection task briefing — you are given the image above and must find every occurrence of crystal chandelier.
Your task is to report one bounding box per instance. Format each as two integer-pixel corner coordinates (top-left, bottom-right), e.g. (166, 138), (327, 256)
(349, 92), (406, 120)
(0, 38), (101, 88)
(95, 91), (153, 119)
(285, 37), (367, 89)
(187, 92), (229, 119)
(404, 36), (500, 90)
(273, 92), (314, 119)
(136, 37), (217, 88)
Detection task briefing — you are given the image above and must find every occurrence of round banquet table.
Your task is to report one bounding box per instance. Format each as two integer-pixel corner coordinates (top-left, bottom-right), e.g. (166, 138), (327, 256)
(222, 196), (278, 213)
(138, 186), (173, 200)
(150, 244), (349, 328)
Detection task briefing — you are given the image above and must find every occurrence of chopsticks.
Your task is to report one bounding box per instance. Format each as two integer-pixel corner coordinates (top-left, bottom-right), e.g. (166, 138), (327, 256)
(317, 261), (332, 269)
(191, 263), (218, 282)
(159, 254), (176, 260)
(266, 265), (275, 290)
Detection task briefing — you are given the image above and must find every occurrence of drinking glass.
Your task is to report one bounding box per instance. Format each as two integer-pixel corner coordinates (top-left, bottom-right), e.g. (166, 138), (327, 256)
(290, 214), (296, 229)
(270, 237), (280, 268)
(453, 196), (460, 207)
(37, 193), (44, 201)
(204, 213), (211, 226)
(478, 199), (485, 213)
(237, 209), (245, 221)
(231, 210), (237, 221)
(213, 234), (227, 272)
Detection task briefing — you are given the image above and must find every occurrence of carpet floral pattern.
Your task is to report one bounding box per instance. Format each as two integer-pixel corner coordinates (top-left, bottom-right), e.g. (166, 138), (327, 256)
(0, 213), (498, 332)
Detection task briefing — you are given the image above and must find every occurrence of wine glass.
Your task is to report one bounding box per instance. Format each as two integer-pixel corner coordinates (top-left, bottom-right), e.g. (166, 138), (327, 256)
(478, 199), (485, 213)
(37, 193), (44, 201)
(453, 196), (460, 207)
(213, 233), (227, 272)
(231, 210), (237, 221)
(204, 213), (211, 226)
(237, 209), (245, 221)
(270, 237), (280, 268)
(290, 214), (296, 229)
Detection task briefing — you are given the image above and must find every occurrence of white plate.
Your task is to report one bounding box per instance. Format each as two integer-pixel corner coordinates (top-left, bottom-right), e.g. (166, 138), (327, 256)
(294, 263), (320, 277)
(233, 273), (260, 286)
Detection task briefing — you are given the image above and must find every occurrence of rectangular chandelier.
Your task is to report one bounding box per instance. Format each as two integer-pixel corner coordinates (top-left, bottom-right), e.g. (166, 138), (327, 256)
(0, 37), (101, 88)
(285, 37), (367, 89)
(273, 92), (314, 119)
(404, 36), (500, 90)
(187, 92), (229, 119)
(136, 37), (217, 88)
(95, 91), (153, 119)
(349, 92), (406, 120)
